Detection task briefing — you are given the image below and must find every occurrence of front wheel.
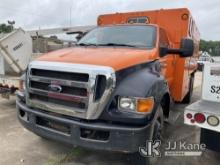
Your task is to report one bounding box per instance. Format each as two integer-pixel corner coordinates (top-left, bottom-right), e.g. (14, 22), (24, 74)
(129, 106), (164, 165)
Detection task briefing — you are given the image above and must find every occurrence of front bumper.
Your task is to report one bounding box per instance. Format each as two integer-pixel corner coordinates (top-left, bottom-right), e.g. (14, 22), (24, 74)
(16, 100), (151, 153)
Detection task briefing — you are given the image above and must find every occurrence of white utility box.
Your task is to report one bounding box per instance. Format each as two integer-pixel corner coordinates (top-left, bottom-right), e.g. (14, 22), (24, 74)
(0, 28), (32, 75)
(202, 62), (220, 102)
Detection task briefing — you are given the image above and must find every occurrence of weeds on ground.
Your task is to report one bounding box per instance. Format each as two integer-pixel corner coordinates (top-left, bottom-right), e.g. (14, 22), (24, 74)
(43, 147), (85, 165)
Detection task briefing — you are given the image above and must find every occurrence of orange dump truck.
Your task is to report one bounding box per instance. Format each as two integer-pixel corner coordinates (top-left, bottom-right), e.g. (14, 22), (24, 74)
(17, 8), (200, 164)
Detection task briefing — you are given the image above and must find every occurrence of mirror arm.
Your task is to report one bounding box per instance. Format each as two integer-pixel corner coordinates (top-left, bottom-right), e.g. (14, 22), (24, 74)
(167, 48), (181, 54)
(162, 38), (194, 57)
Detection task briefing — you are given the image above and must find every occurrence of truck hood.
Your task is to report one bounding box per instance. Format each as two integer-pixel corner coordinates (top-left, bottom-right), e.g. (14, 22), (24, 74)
(37, 47), (157, 71)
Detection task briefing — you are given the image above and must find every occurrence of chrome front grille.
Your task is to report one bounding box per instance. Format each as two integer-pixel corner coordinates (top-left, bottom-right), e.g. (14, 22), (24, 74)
(29, 70), (89, 111)
(26, 61), (116, 120)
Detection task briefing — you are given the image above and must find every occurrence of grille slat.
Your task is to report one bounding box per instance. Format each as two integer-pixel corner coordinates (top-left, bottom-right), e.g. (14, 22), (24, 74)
(30, 81), (88, 96)
(29, 76), (89, 89)
(29, 88), (89, 108)
(29, 88), (89, 105)
(30, 94), (87, 110)
(31, 69), (89, 82)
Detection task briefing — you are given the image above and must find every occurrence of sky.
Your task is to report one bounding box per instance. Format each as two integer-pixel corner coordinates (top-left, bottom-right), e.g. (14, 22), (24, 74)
(0, 0), (219, 40)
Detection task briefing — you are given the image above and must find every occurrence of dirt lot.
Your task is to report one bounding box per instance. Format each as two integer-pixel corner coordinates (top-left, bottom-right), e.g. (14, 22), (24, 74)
(0, 72), (220, 165)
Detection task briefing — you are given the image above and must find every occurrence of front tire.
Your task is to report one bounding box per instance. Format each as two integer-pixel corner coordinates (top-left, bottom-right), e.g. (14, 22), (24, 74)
(130, 106), (164, 165)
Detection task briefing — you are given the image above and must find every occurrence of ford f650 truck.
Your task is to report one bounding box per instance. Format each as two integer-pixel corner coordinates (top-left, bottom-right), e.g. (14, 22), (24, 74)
(16, 8), (200, 164)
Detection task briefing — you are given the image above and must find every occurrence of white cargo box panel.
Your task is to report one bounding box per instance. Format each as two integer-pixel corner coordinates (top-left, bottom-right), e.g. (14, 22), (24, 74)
(0, 56), (4, 75)
(202, 62), (220, 102)
(0, 28), (32, 75)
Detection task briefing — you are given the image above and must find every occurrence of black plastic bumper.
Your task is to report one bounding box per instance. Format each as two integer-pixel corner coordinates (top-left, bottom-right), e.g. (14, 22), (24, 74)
(16, 100), (151, 153)
(201, 128), (220, 152)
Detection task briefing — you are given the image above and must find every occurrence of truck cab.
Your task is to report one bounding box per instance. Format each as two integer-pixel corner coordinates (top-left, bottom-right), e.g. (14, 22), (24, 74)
(16, 8), (200, 164)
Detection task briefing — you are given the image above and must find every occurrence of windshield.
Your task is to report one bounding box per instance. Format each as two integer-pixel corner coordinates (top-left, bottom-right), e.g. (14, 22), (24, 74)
(78, 25), (156, 49)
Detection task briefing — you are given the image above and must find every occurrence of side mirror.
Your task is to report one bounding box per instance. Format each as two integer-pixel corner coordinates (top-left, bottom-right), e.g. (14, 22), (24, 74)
(159, 38), (194, 58)
(179, 38), (194, 58)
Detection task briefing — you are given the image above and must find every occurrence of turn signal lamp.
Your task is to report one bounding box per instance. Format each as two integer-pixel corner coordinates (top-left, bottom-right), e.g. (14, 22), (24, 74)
(137, 97), (154, 113)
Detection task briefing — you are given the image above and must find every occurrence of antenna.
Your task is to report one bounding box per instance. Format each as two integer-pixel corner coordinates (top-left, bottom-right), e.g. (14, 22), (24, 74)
(70, 6), (72, 27)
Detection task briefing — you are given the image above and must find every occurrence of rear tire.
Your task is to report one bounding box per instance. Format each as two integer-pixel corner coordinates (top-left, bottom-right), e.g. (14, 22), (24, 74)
(182, 74), (194, 104)
(129, 106), (164, 165)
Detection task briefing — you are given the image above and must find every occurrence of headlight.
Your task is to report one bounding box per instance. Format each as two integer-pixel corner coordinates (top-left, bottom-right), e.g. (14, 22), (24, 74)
(118, 96), (154, 114)
(119, 97), (136, 111)
(19, 80), (26, 91)
(19, 74), (26, 92)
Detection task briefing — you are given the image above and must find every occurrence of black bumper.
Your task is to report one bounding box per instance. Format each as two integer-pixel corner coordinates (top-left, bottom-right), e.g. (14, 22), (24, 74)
(201, 128), (220, 152)
(16, 100), (151, 153)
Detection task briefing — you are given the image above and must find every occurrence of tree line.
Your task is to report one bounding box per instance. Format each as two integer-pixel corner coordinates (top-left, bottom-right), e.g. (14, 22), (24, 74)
(200, 40), (220, 56)
(0, 23), (14, 34)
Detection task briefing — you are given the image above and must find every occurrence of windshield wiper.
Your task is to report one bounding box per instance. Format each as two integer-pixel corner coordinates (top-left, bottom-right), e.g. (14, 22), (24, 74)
(98, 43), (137, 48)
(77, 42), (139, 48)
(77, 43), (97, 46)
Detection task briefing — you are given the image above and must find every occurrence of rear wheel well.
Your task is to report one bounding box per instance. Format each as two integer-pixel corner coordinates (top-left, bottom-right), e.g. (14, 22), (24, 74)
(161, 93), (170, 119)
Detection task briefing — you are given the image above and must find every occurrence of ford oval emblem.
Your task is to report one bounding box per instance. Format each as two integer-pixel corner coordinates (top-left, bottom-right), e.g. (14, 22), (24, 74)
(48, 84), (62, 93)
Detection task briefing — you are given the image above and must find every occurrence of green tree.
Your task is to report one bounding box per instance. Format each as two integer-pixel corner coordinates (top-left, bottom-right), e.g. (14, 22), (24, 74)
(200, 39), (220, 56)
(0, 23), (14, 33)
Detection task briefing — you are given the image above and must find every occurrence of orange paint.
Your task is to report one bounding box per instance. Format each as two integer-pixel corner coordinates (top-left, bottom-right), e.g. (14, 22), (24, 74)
(37, 47), (157, 71)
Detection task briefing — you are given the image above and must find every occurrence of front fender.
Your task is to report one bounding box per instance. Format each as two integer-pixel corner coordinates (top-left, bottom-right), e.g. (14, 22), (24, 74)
(100, 61), (169, 125)
(114, 67), (168, 104)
